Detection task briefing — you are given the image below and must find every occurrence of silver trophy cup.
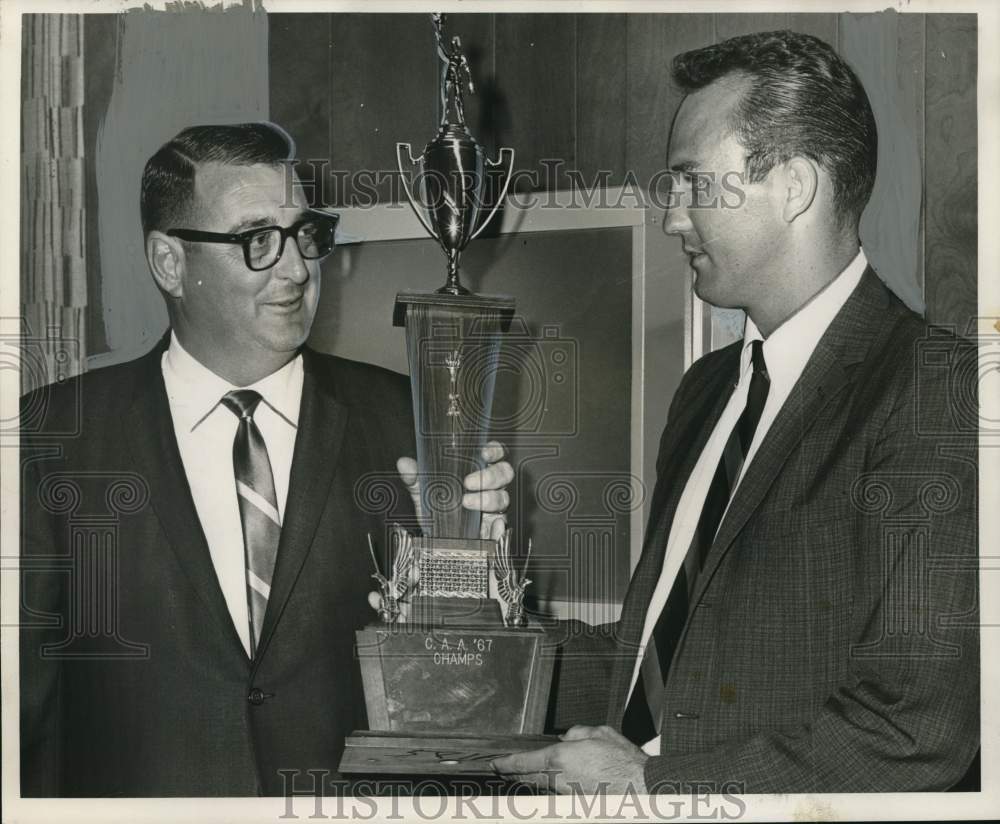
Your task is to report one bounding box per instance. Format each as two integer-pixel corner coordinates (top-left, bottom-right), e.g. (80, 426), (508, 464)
(397, 128), (514, 296)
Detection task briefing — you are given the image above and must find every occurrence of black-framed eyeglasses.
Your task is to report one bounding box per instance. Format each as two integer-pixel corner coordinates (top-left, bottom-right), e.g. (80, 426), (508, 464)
(167, 211), (340, 272)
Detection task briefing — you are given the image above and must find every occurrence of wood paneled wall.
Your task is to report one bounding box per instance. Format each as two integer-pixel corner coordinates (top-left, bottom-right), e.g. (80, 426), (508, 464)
(74, 12), (977, 359)
(270, 11), (978, 330)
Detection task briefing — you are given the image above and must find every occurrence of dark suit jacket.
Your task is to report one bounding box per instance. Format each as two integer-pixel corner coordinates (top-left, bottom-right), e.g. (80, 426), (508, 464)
(20, 338), (416, 796)
(551, 269), (979, 792)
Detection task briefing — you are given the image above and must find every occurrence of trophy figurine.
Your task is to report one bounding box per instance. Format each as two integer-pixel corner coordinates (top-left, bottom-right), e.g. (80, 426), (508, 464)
(339, 14), (555, 776)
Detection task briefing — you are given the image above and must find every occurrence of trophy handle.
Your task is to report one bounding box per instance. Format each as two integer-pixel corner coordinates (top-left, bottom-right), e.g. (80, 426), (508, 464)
(396, 142), (440, 241)
(469, 147), (515, 241)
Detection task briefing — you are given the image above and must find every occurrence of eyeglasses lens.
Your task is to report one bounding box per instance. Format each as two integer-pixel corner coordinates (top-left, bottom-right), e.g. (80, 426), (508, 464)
(245, 216), (337, 271)
(296, 219), (335, 259)
(248, 229), (282, 270)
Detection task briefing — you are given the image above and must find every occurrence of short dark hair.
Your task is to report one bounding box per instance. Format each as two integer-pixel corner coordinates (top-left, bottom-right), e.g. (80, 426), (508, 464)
(140, 122), (296, 235)
(672, 30), (877, 227)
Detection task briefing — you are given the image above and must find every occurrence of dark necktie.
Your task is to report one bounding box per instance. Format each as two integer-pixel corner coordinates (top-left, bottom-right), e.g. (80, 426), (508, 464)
(621, 340), (770, 744)
(221, 389), (281, 658)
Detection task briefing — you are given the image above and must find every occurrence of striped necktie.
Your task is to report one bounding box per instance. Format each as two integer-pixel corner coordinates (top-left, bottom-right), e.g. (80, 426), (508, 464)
(622, 340), (770, 744)
(221, 389), (281, 658)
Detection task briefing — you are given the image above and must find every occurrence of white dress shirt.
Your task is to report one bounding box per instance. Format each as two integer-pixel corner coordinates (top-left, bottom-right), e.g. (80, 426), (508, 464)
(162, 333), (303, 656)
(634, 249), (869, 755)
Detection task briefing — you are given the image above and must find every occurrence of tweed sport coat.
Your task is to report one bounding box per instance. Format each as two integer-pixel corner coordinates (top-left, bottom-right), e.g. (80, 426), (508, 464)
(20, 339), (417, 796)
(549, 269), (979, 792)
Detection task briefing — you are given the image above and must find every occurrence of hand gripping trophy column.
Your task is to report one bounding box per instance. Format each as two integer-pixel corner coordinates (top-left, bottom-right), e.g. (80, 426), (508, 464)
(339, 15), (556, 775)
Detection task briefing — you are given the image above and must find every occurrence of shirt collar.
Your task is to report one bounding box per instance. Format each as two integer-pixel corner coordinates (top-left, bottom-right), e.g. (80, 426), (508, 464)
(740, 248), (868, 385)
(163, 332), (303, 432)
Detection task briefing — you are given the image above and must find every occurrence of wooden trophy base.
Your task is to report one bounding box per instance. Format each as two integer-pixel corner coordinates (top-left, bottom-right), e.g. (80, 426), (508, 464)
(340, 730), (558, 776)
(340, 622), (555, 775)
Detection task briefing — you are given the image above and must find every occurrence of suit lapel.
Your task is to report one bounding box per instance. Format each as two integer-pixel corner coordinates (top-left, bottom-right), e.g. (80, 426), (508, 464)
(628, 356), (737, 612)
(687, 268), (892, 610)
(123, 337), (248, 659)
(253, 348), (349, 665)
(607, 347), (740, 713)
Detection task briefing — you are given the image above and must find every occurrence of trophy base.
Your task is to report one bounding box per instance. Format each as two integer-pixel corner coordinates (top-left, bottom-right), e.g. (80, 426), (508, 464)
(355, 623), (554, 739)
(339, 730), (558, 775)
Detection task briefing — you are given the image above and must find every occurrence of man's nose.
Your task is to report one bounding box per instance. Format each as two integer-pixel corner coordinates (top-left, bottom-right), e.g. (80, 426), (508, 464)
(275, 236), (311, 283)
(663, 200), (691, 236)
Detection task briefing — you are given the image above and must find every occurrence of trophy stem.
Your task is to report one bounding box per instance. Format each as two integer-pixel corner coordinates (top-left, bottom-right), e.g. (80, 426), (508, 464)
(437, 253), (471, 296)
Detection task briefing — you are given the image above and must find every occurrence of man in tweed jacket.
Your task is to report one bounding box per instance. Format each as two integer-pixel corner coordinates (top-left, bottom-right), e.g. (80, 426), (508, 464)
(495, 31), (979, 794)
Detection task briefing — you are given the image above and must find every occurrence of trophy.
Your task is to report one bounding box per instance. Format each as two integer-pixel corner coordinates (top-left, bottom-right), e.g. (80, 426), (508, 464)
(339, 14), (555, 776)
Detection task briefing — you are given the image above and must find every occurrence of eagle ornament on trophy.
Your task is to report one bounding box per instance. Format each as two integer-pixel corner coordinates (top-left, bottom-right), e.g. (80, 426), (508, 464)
(367, 526), (414, 625)
(494, 530), (532, 628)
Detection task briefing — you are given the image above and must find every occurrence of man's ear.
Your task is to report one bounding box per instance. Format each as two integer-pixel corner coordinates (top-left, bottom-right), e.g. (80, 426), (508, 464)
(780, 156), (819, 223)
(146, 232), (186, 297)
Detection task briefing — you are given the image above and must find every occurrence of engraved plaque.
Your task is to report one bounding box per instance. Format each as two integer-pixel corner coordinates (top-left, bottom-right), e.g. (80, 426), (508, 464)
(357, 627), (551, 735)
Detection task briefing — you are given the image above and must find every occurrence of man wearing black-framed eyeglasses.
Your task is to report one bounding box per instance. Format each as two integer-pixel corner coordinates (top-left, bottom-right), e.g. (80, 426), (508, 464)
(166, 210), (339, 272)
(20, 121), (513, 797)
(143, 151), (329, 386)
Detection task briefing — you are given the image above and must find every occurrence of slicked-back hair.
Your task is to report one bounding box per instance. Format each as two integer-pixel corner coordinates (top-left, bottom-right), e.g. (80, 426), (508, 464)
(140, 122), (296, 236)
(672, 30), (877, 228)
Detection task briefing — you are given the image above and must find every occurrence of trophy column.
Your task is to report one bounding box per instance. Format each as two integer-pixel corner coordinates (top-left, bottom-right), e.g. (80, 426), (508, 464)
(393, 293), (514, 626)
(394, 295), (513, 541)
